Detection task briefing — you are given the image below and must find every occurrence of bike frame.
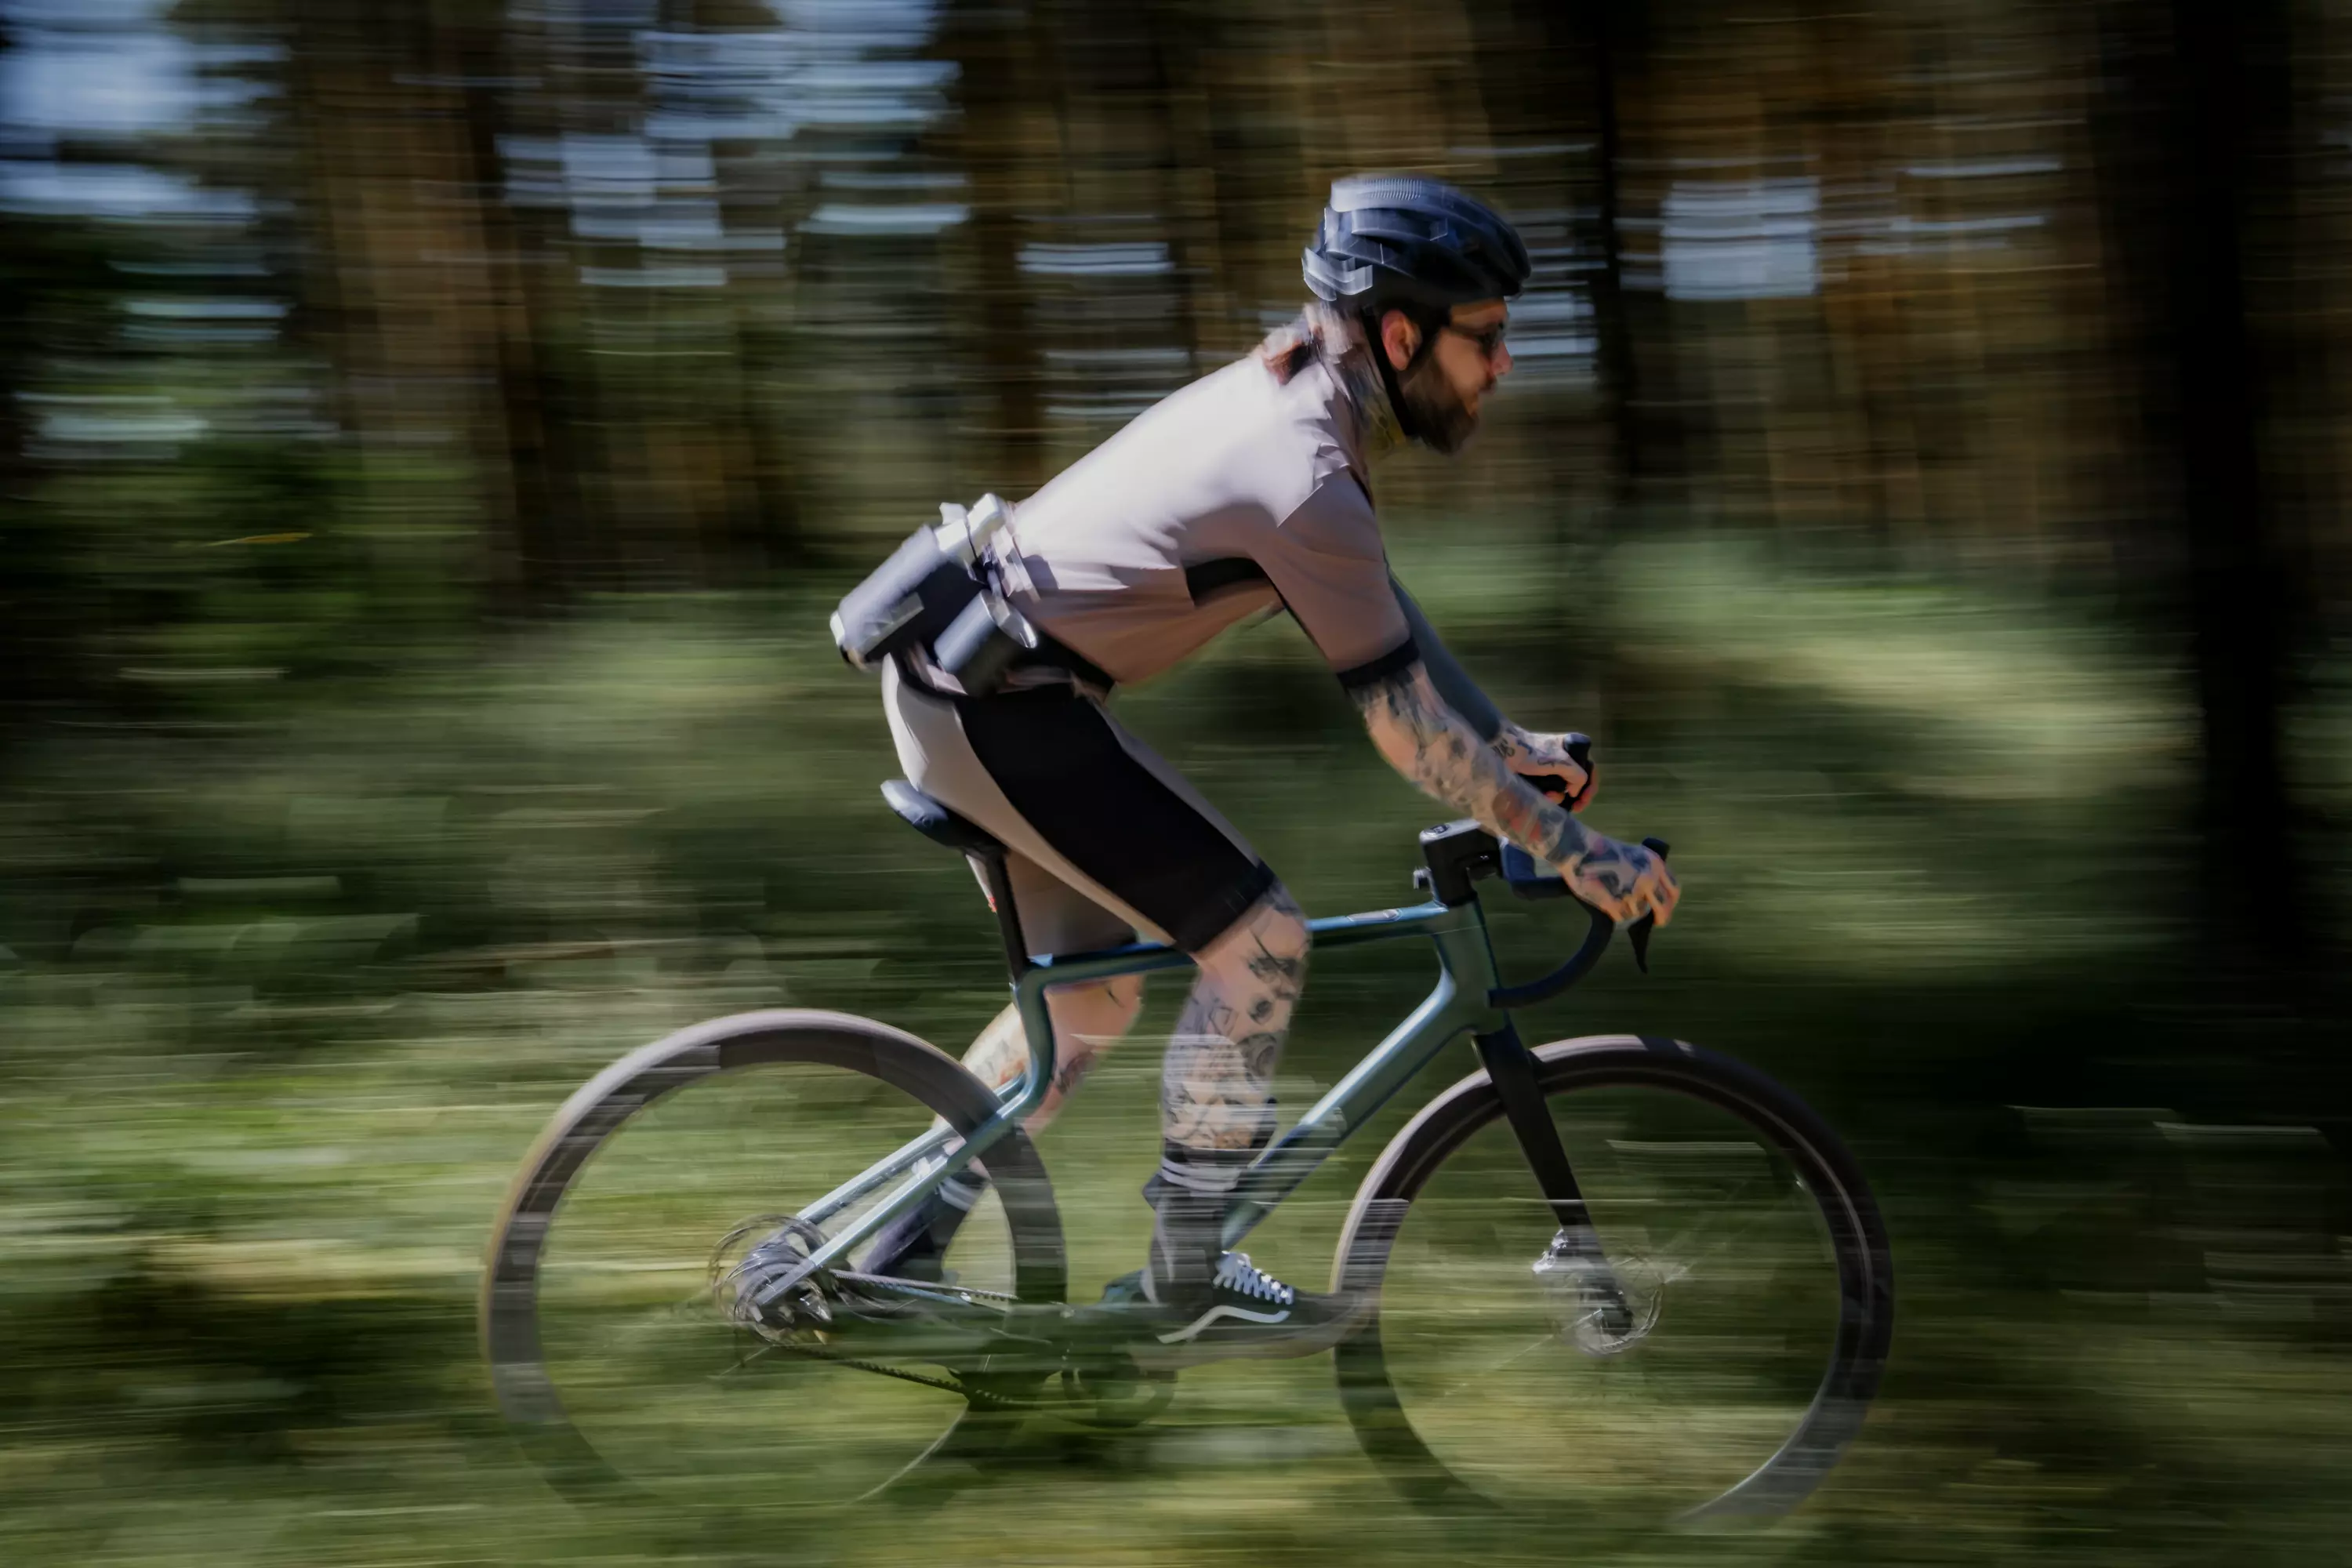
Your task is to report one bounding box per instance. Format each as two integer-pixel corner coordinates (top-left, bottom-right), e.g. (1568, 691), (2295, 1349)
(789, 895), (1519, 1280)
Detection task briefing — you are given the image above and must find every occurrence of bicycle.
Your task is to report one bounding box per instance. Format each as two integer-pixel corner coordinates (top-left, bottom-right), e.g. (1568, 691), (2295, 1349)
(482, 781), (1894, 1524)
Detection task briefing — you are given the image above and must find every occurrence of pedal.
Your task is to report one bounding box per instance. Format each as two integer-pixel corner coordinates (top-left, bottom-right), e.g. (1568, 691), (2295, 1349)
(1062, 1352), (1177, 1428)
(1094, 1268), (1149, 1307)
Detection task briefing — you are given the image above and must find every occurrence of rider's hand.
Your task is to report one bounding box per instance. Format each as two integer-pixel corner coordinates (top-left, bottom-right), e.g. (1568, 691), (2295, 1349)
(1555, 832), (1679, 927)
(1497, 725), (1596, 813)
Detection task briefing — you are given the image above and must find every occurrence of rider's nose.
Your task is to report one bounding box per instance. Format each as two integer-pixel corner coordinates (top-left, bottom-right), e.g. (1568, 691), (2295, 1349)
(1491, 341), (1513, 382)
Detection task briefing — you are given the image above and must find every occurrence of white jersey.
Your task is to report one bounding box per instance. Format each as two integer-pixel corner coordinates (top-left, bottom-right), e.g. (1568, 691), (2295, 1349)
(998, 348), (1415, 688)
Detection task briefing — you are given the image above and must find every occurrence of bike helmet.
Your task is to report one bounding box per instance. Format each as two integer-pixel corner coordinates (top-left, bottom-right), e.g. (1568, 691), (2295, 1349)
(1301, 174), (1532, 317)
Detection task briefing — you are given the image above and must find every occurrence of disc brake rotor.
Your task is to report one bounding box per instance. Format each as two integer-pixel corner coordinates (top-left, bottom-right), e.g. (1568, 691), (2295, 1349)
(1534, 1246), (1673, 1357)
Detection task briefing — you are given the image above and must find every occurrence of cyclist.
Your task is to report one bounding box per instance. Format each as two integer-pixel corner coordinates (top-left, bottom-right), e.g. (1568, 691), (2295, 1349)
(767, 176), (1678, 1351)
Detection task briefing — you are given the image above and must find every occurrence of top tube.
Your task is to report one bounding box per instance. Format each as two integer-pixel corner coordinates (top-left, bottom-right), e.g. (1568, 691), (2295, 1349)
(1004, 895), (1494, 1128)
(1019, 897), (1461, 978)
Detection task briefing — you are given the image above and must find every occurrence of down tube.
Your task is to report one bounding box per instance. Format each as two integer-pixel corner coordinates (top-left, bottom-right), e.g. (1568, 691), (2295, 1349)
(1221, 967), (1488, 1247)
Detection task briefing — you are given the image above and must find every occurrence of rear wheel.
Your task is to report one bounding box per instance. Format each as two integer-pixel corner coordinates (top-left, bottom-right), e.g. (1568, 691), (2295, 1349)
(481, 1009), (1066, 1515)
(1333, 1034), (1892, 1523)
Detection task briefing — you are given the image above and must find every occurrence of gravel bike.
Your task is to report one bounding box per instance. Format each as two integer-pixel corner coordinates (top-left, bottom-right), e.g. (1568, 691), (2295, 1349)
(482, 782), (1894, 1523)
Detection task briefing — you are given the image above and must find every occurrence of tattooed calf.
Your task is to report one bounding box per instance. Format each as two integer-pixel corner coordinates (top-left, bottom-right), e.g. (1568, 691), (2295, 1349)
(1157, 886), (1311, 1190)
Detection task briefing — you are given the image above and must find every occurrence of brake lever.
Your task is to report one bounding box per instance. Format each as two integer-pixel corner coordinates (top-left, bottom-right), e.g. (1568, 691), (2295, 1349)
(1624, 837), (1671, 974)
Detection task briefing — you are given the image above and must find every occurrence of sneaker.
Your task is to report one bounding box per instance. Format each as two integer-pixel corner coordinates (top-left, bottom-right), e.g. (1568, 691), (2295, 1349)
(1140, 1250), (1358, 1358)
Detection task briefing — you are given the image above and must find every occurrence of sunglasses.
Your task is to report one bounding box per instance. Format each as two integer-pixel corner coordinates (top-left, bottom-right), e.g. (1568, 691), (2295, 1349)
(1441, 319), (1508, 361)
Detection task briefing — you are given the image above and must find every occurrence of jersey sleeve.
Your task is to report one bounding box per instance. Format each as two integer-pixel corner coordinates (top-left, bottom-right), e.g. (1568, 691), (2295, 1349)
(1261, 475), (1418, 686)
(1391, 575), (1506, 739)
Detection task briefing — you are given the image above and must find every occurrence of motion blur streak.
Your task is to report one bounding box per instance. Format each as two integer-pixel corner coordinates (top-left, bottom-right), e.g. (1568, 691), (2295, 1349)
(2, 0), (2349, 1563)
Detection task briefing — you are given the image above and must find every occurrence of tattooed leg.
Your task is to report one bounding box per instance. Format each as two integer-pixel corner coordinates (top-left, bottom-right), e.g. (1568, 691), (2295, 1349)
(1144, 885), (1311, 1302)
(1156, 885), (1311, 1193)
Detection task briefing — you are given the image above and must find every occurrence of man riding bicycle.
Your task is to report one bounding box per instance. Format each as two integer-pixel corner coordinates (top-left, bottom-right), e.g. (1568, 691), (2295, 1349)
(746, 175), (1679, 1352)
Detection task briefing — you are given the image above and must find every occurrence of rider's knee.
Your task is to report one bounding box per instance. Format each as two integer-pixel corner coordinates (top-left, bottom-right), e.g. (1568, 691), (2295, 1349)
(1192, 881), (1311, 980)
(1047, 972), (1144, 1047)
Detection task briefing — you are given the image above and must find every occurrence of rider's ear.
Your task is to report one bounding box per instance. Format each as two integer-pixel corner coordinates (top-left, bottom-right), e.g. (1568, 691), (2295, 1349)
(1381, 310), (1421, 374)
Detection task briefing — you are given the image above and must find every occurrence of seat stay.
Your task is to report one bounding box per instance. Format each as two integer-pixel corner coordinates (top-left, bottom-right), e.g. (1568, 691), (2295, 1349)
(788, 1111), (1015, 1283)
(797, 1120), (961, 1230)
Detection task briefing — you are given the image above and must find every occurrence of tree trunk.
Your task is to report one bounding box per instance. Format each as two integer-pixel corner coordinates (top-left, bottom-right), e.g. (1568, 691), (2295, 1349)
(450, 9), (579, 614)
(2161, 0), (2308, 982)
(1578, 0), (1646, 514)
(943, 0), (1052, 495)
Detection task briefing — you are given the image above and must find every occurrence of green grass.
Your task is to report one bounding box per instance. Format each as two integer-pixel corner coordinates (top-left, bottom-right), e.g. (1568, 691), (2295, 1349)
(4, 539), (2349, 1566)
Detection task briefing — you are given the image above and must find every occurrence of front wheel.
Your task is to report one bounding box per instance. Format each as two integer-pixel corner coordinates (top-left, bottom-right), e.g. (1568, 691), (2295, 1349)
(1333, 1033), (1893, 1524)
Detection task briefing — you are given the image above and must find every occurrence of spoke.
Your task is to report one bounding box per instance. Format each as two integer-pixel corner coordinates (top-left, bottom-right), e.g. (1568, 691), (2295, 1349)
(1617, 1178), (1793, 1283)
(1488, 1172), (1784, 1283)
(800, 1124), (959, 1232)
(1577, 1152), (1794, 1285)
(1425, 1331), (1560, 1404)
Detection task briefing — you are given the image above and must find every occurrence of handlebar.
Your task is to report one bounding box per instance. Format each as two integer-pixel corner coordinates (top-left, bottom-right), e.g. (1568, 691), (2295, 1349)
(1486, 837), (1671, 1010)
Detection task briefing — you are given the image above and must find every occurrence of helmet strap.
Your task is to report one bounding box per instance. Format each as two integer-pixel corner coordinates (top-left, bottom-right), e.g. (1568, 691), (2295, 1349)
(1362, 305), (1446, 445)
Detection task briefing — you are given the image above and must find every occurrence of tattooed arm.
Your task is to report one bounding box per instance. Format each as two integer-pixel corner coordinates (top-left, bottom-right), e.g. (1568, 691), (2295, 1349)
(1388, 577), (1595, 811)
(1353, 661), (1677, 925)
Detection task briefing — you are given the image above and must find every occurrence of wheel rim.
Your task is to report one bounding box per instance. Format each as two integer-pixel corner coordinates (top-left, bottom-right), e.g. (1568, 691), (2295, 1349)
(1336, 1044), (1890, 1523)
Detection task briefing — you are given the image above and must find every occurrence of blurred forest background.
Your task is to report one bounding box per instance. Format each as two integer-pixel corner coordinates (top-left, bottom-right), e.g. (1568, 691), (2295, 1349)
(4, 0), (2351, 1563)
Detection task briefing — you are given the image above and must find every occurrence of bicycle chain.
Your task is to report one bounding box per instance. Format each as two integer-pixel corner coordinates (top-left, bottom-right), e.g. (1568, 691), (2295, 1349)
(751, 1334), (1045, 1410)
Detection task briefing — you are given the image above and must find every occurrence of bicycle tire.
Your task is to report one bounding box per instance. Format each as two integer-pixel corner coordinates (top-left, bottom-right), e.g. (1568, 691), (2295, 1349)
(481, 1008), (1067, 1503)
(1331, 1033), (1893, 1523)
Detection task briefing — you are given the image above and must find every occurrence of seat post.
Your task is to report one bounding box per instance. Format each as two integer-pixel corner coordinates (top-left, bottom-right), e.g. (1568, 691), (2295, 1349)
(973, 848), (1033, 981)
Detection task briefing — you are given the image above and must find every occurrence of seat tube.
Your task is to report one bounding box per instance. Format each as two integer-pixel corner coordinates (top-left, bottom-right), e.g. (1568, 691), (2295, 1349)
(975, 849), (1032, 982)
(1005, 942), (1194, 1123)
(982, 848), (1058, 1121)
(1007, 960), (1059, 1124)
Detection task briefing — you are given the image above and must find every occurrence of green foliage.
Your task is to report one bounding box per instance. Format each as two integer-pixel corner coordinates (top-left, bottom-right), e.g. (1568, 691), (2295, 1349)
(3, 560), (2348, 1566)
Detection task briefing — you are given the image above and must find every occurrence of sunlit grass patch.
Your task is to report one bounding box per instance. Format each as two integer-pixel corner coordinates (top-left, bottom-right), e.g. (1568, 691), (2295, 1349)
(1611, 535), (2183, 804)
(1591, 536), (2190, 976)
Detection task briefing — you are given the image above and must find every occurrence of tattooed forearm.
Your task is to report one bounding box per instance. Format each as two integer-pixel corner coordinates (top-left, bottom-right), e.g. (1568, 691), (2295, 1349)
(1356, 665), (1588, 860)
(1354, 662), (1674, 919)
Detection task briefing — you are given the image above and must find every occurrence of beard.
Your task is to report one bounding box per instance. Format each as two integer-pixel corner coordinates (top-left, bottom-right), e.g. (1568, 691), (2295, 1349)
(1398, 357), (1482, 454)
